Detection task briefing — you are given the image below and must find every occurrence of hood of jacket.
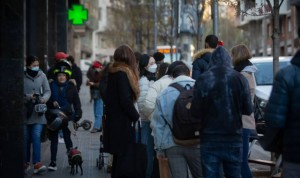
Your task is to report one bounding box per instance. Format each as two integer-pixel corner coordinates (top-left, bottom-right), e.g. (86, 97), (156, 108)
(171, 75), (195, 86)
(209, 46), (232, 67)
(109, 62), (140, 101)
(291, 50), (300, 67)
(192, 48), (214, 61)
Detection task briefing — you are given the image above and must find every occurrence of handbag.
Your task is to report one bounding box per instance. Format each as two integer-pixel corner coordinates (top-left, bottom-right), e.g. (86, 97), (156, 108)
(259, 126), (283, 154)
(117, 121), (147, 178)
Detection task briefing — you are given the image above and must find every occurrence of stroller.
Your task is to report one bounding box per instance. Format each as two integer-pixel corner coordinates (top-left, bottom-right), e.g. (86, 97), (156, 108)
(96, 107), (112, 173)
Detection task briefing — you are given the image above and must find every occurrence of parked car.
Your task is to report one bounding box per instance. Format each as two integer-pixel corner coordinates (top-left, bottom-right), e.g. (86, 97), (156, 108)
(251, 56), (292, 124)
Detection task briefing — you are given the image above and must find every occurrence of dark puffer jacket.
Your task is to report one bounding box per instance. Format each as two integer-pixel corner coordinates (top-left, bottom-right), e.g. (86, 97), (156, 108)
(191, 46), (253, 143)
(192, 48), (214, 80)
(264, 50), (300, 163)
(47, 81), (82, 123)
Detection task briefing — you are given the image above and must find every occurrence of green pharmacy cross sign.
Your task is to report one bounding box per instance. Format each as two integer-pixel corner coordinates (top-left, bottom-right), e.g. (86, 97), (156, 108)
(68, 4), (88, 25)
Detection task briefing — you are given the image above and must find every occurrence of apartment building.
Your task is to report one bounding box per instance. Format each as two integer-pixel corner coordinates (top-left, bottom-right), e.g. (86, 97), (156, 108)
(236, 0), (299, 56)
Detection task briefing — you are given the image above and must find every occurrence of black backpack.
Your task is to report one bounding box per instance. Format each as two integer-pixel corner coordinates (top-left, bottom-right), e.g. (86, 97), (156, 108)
(164, 83), (201, 146)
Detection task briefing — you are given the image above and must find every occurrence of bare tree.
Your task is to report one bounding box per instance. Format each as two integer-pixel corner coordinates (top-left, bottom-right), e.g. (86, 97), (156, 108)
(224, 0), (284, 74)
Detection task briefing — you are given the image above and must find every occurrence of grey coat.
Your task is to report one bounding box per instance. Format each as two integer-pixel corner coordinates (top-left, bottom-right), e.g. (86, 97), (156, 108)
(24, 70), (51, 124)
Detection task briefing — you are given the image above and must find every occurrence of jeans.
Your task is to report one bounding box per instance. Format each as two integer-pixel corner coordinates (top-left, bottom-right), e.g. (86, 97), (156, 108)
(166, 146), (202, 178)
(49, 126), (73, 162)
(24, 124), (44, 164)
(141, 121), (154, 178)
(282, 161), (300, 178)
(201, 142), (242, 178)
(93, 98), (103, 129)
(241, 129), (252, 178)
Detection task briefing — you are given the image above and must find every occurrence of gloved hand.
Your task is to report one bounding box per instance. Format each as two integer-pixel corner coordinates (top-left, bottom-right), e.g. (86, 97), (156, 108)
(73, 115), (81, 123)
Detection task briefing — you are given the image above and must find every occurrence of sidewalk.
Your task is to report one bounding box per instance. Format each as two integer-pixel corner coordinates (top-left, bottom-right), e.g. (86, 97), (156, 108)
(24, 72), (273, 178)
(25, 73), (110, 178)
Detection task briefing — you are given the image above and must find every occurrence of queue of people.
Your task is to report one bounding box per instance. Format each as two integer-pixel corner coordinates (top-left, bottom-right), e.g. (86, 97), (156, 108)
(23, 28), (300, 178)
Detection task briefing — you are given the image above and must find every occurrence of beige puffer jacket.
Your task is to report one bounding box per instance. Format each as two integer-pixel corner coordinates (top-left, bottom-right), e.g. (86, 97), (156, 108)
(241, 71), (256, 129)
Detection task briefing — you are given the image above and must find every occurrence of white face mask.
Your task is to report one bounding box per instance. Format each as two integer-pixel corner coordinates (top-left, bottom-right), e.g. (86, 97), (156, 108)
(146, 64), (157, 73)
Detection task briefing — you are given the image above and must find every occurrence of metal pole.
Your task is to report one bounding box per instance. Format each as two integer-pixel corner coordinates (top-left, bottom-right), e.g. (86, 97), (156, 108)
(212, 0), (219, 36)
(154, 0), (157, 52)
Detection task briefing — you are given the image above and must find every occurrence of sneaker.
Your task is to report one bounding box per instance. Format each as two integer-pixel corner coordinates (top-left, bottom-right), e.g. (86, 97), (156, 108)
(90, 128), (98, 133)
(33, 162), (47, 174)
(58, 137), (65, 144)
(48, 161), (57, 171)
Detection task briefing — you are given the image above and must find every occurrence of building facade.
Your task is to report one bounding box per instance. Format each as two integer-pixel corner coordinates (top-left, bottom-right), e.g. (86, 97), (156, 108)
(236, 0), (299, 56)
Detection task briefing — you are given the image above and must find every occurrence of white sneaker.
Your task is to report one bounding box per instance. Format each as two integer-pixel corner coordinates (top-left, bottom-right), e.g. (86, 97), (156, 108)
(58, 137), (65, 144)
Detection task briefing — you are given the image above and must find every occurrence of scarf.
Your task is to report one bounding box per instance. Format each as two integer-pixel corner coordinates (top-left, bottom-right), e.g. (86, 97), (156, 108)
(234, 60), (253, 72)
(109, 62), (140, 101)
(26, 68), (38, 78)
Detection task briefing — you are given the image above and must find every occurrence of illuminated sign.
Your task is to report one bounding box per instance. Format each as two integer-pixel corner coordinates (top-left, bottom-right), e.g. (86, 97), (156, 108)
(157, 48), (177, 54)
(68, 4), (88, 25)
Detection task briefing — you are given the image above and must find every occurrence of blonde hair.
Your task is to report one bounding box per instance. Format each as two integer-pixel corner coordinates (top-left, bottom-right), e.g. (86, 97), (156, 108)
(231, 44), (252, 65)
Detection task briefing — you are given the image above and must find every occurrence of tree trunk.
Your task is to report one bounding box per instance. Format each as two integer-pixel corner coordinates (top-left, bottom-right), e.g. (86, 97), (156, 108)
(267, 0), (281, 76)
(196, 0), (206, 50)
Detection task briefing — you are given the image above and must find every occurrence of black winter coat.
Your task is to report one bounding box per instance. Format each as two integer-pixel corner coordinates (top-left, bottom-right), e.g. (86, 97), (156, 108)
(264, 50), (300, 163)
(104, 69), (140, 155)
(191, 47), (253, 143)
(72, 63), (83, 91)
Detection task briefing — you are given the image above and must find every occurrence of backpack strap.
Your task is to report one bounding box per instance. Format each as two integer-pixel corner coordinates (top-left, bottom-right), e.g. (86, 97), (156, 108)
(169, 83), (185, 92)
(170, 82), (192, 91)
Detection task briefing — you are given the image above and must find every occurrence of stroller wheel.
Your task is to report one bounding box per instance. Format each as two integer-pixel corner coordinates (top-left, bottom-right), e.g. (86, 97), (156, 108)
(96, 158), (101, 169)
(81, 120), (92, 130)
(99, 156), (104, 170)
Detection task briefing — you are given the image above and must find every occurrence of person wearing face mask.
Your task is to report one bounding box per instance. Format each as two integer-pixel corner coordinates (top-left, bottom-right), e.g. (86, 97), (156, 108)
(86, 60), (104, 133)
(24, 55), (51, 174)
(136, 54), (156, 178)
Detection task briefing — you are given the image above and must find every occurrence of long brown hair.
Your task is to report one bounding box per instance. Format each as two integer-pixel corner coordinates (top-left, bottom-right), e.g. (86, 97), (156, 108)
(113, 45), (139, 79)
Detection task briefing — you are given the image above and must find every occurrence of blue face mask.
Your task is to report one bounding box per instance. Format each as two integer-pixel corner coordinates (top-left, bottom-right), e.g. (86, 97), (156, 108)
(31, 66), (39, 71)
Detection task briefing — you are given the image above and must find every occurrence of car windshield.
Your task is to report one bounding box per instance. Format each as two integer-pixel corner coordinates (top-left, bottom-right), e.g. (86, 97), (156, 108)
(254, 61), (290, 85)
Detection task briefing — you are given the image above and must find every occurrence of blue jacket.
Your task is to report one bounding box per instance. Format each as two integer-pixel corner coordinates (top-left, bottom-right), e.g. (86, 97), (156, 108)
(192, 48), (214, 80)
(191, 46), (253, 143)
(264, 50), (300, 163)
(151, 75), (195, 151)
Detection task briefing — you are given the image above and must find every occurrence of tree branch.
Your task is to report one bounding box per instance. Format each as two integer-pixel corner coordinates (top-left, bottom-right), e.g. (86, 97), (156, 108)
(279, 0), (284, 8)
(266, 0), (274, 15)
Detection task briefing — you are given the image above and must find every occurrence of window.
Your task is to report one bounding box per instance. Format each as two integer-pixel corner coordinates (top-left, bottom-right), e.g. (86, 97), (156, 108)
(253, 61), (290, 85)
(99, 8), (102, 21)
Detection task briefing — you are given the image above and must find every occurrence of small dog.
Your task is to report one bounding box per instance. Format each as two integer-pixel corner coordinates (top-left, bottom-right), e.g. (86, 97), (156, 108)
(68, 147), (83, 175)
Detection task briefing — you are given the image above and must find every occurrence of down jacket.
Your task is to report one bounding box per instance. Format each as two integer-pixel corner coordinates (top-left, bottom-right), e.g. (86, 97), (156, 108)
(137, 76), (154, 121)
(264, 50), (300, 163)
(142, 75), (173, 120)
(192, 48), (214, 80)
